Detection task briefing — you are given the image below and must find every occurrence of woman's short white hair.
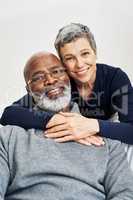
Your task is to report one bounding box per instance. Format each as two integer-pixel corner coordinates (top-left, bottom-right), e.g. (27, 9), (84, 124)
(54, 23), (97, 59)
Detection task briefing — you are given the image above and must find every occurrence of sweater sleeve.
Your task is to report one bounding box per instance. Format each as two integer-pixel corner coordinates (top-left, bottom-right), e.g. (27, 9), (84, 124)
(0, 94), (54, 130)
(99, 68), (133, 144)
(104, 139), (133, 199)
(99, 120), (133, 144)
(0, 126), (11, 199)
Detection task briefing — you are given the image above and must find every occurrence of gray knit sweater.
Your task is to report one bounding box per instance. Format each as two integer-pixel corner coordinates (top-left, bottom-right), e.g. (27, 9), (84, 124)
(0, 125), (133, 200)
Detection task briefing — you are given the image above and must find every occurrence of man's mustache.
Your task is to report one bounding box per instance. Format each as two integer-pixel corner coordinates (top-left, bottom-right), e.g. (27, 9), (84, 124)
(44, 83), (65, 93)
(34, 82), (66, 97)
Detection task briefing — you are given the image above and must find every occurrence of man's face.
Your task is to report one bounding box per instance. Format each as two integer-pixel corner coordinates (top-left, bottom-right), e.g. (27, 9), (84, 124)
(26, 54), (71, 112)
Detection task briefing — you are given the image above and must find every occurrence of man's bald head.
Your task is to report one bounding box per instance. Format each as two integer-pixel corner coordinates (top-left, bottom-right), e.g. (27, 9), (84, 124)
(24, 52), (61, 83)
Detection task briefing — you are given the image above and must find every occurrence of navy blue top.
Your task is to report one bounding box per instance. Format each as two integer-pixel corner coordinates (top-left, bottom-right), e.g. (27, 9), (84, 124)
(1, 64), (133, 144)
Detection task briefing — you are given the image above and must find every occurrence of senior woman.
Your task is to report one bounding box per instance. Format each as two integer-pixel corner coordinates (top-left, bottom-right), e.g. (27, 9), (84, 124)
(1, 23), (133, 145)
(45, 23), (133, 144)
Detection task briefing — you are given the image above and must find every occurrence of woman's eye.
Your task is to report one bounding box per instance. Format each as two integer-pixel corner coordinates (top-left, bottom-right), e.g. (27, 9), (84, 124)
(82, 52), (90, 56)
(65, 57), (73, 61)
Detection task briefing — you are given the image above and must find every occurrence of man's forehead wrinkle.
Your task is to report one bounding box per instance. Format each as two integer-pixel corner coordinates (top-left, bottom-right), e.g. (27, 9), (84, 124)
(24, 52), (61, 81)
(31, 65), (64, 77)
(29, 56), (49, 68)
(29, 56), (60, 69)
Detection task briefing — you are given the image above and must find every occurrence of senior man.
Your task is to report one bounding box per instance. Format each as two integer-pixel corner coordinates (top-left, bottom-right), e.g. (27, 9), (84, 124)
(0, 52), (133, 200)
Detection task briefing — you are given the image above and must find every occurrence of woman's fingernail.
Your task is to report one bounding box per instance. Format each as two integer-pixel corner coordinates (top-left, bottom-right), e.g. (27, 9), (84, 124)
(45, 134), (49, 137)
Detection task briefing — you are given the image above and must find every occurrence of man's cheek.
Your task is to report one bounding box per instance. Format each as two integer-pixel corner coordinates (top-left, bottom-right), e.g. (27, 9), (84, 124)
(31, 84), (44, 94)
(60, 77), (70, 85)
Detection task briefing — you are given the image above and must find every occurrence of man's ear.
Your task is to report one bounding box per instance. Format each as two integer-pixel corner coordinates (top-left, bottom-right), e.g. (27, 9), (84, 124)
(25, 85), (30, 93)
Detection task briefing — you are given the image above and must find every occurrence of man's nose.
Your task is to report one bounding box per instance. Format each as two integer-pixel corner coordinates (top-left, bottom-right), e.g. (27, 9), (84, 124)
(44, 74), (58, 85)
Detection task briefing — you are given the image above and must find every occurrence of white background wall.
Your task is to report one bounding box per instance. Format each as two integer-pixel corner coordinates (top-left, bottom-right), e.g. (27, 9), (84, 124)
(0, 0), (133, 115)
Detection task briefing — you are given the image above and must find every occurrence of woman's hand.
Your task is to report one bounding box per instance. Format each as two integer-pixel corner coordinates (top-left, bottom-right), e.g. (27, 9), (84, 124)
(77, 135), (105, 146)
(45, 112), (100, 142)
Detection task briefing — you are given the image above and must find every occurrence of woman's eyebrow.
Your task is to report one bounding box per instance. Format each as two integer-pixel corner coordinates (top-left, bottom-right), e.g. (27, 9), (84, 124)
(80, 48), (91, 52)
(63, 54), (73, 57)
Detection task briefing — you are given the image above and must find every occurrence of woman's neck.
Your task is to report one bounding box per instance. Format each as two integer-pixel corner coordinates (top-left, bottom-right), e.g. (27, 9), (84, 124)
(76, 68), (96, 100)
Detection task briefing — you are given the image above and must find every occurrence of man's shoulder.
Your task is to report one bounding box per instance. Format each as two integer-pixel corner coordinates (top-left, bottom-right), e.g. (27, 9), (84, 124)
(0, 125), (28, 147)
(13, 93), (34, 108)
(104, 138), (126, 153)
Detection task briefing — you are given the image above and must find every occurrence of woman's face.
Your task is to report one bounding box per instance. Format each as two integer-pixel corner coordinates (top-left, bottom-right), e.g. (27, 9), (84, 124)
(60, 37), (97, 84)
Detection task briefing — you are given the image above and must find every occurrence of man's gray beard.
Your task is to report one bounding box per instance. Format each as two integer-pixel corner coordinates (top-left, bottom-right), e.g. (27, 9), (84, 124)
(31, 83), (71, 112)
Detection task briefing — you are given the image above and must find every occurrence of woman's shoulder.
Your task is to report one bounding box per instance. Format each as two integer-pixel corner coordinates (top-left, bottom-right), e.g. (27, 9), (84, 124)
(97, 63), (121, 75)
(96, 63), (130, 84)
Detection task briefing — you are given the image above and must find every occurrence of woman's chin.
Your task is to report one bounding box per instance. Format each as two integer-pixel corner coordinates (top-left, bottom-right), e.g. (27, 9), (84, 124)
(75, 76), (91, 84)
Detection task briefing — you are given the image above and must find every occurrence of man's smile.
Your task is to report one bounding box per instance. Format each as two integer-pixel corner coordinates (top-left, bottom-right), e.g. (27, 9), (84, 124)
(46, 86), (64, 99)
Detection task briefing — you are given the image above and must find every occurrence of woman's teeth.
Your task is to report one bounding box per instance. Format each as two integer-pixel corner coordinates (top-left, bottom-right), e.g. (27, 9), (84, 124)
(75, 68), (88, 75)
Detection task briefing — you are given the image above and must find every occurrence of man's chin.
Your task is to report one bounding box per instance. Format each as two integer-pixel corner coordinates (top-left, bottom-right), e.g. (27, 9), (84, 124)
(47, 93), (64, 100)
(32, 82), (71, 112)
(36, 94), (71, 112)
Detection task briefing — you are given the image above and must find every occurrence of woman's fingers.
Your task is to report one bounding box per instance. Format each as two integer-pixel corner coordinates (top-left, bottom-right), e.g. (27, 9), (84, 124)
(76, 136), (104, 146)
(54, 135), (74, 142)
(85, 136), (105, 146)
(53, 136), (104, 147)
(59, 112), (75, 117)
(46, 113), (66, 128)
(47, 113), (100, 141)
(45, 123), (68, 134)
(76, 139), (92, 146)
(45, 130), (70, 139)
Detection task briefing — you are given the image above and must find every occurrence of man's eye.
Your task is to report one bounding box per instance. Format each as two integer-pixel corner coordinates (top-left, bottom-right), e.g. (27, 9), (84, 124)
(52, 70), (59, 74)
(32, 75), (44, 82)
(52, 69), (66, 75)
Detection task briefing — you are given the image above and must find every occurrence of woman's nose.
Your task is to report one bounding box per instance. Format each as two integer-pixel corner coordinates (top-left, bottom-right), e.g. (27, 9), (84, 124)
(76, 57), (84, 68)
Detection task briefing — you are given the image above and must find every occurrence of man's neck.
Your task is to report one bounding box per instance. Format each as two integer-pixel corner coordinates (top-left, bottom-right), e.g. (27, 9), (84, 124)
(61, 104), (71, 112)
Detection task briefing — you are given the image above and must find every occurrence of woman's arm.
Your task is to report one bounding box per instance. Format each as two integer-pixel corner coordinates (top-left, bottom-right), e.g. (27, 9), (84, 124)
(99, 68), (133, 144)
(45, 68), (133, 144)
(99, 120), (133, 144)
(0, 94), (54, 130)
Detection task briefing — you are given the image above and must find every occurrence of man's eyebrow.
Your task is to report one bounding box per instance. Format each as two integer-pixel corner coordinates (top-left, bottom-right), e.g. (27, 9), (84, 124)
(32, 71), (44, 77)
(32, 66), (64, 77)
(49, 65), (64, 69)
